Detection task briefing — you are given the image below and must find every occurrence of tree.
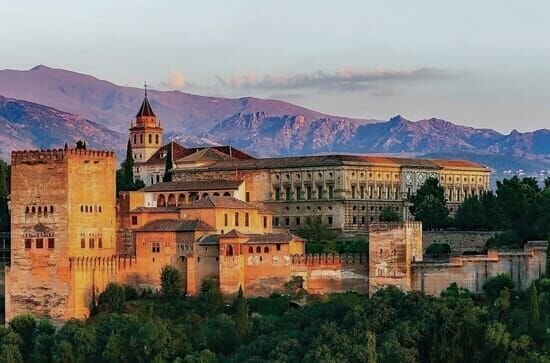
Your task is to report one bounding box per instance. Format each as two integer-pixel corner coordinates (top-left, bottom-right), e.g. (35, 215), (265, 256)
(116, 139), (145, 193)
(529, 284), (540, 330)
(295, 215), (337, 244)
(366, 331), (377, 363)
(454, 195), (485, 230)
(483, 274), (514, 303)
(31, 319), (56, 363)
(98, 283), (126, 312)
(160, 265), (181, 299)
(410, 178), (449, 230)
(200, 279), (222, 315)
(0, 344), (23, 363)
(379, 207), (400, 222)
(163, 143), (173, 182)
(234, 286), (251, 345)
(9, 314), (36, 360)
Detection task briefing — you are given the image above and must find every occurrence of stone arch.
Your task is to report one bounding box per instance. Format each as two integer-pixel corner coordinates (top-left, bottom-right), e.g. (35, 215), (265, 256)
(177, 193), (186, 206)
(226, 245), (234, 256)
(157, 194), (166, 207)
(148, 134), (152, 143)
(213, 192), (220, 197)
(155, 134), (159, 144)
(167, 194), (176, 206)
(264, 246), (269, 253)
(202, 193), (209, 199)
(223, 192), (231, 197)
(188, 192), (199, 202)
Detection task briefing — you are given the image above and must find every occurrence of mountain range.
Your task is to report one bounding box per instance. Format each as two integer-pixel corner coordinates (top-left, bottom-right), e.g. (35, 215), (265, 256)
(0, 65), (548, 183)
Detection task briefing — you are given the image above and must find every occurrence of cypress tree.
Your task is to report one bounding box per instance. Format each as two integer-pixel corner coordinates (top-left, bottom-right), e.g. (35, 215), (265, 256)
(234, 285), (251, 345)
(366, 330), (377, 363)
(529, 284), (540, 329)
(163, 143), (173, 182)
(0, 160), (9, 232)
(122, 139), (134, 187)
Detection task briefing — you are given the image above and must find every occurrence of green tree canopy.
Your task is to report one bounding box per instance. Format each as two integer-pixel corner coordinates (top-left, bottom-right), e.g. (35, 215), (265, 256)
(160, 265), (182, 300)
(379, 206), (400, 222)
(454, 195), (485, 230)
(409, 177), (449, 230)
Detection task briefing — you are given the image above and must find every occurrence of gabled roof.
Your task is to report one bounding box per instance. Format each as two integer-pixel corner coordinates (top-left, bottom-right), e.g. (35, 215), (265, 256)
(179, 196), (272, 212)
(136, 219), (215, 232)
(197, 235), (220, 245)
(220, 229), (249, 238)
(177, 147), (233, 163)
(218, 230), (303, 244)
(139, 141), (188, 166)
(141, 180), (243, 193)
(136, 95), (156, 117)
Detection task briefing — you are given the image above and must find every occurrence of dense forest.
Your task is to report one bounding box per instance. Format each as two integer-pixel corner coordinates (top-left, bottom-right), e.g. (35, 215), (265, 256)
(0, 265), (549, 363)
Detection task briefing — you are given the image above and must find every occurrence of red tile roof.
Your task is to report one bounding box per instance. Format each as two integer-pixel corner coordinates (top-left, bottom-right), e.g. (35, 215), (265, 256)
(136, 219), (215, 232)
(141, 180), (243, 193)
(179, 196), (272, 213)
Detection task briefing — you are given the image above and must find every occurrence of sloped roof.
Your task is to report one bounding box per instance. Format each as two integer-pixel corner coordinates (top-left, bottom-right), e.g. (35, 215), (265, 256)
(179, 196), (272, 212)
(177, 147), (233, 163)
(136, 96), (156, 117)
(217, 230), (303, 244)
(182, 154), (487, 171)
(220, 229), (249, 238)
(140, 142), (188, 166)
(141, 180), (243, 193)
(136, 219), (215, 232)
(197, 235), (220, 245)
(130, 206), (179, 213)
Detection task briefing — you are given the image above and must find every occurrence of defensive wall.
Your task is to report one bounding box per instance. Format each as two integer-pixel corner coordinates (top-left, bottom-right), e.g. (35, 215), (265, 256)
(422, 230), (499, 255)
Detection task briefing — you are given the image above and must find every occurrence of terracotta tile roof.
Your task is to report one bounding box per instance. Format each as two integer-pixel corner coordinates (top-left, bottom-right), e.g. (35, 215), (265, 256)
(176, 148), (233, 163)
(139, 142), (188, 166)
(130, 206), (179, 213)
(429, 159), (489, 169)
(184, 154), (487, 171)
(141, 180), (243, 193)
(179, 196), (272, 212)
(218, 230), (303, 244)
(197, 235), (220, 245)
(136, 219), (215, 232)
(220, 229), (249, 238)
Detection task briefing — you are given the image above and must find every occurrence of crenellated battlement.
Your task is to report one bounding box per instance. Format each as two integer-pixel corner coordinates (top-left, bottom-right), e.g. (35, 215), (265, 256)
(69, 255), (137, 270)
(11, 148), (115, 165)
(368, 221), (422, 233)
(291, 253), (368, 266)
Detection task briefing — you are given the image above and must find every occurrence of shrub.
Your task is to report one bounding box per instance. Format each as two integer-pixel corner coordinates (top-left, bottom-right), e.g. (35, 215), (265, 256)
(425, 243), (451, 255)
(483, 274), (514, 302)
(160, 265), (182, 299)
(98, 283), (126, 312)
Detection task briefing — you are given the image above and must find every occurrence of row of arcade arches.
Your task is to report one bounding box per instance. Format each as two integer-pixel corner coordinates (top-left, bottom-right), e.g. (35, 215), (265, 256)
(157, 191), (232, 207)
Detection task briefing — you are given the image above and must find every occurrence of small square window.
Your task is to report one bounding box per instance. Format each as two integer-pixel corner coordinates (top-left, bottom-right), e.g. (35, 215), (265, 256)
(48, 238), (55, 249)
(36, 238), (44, 249)
(131, 216), (138, 225)
(24, 239), (32, 249)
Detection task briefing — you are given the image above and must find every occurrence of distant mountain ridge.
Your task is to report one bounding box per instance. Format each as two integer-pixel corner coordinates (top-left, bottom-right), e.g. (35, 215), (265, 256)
(0, 65), (548, 183)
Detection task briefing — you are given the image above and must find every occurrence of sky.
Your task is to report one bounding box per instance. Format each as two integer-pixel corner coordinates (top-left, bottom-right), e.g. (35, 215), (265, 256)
(1, 0), (549, 132)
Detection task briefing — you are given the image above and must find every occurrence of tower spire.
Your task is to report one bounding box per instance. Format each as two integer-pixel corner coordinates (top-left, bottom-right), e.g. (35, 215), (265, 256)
(144, 81), (148, 98)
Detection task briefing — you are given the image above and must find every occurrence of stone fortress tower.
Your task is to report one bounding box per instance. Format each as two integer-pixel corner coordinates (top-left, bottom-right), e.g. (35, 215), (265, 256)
(6, 147), (117, 323)
(129, 85), (163, 164)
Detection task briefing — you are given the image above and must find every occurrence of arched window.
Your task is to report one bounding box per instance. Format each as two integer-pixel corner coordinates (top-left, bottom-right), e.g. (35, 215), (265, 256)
(248, 246), (253, 253)
(81, 205), (84, 212)
(89, 205), (93, 213)
(38, 206), (42, 213)
(25, 206), (29, 214)
(223, 192), (231, 197)
(140, 134), (143, 144)
(98, 206), (102, 213)
(202, 193), (209, 199)
(133, 134), (137, 144)
(81, 239), (86, 248)
(256, 246), (261, 253)
(213, 192), (220, 196)
(264, 246), (269, 253)
(167, 194), (176, 206)
(43, 206), (48, 215)
(226, 245), (234, 256)
(31, 206), (36, 213)
(50, 206), (54, 213)
(155, 134), (159, 144)
(85, 205), (88, 212)
(189, 192), (199, 202)
(157, 194), (166, 207)
(177, 194), (186, 205)
(148, 134), (152, 143)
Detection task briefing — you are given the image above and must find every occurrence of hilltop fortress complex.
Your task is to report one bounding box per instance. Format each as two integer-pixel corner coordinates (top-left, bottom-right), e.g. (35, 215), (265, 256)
(5, 92), (547, 322)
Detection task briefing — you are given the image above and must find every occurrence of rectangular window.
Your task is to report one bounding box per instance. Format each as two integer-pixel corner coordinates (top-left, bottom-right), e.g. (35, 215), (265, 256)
(273, 217), (279, 226)
(351, 185), (356, 199)
(317, 186), (323, 200)
(285, 217), (290, 226)
(296, 217), (301, 226)
(263, 216), (268, 228)
(24, 239), (32, 249)
(36, 238), (44, 249)
(296, 187), (302, 200)
(131, 216), (138, 225)
(361, 216), (366, 225)
(275, 188), (281, 201)
(152, 242), (160, 253)
(81, 239), (85, 248)
(360, 187), (365, 199)
(245, 212), (249, 227)
(306, 186), (312, 200)
(89, 238), (95, 248)
(235, 212), (239, 226)
(48, 238), (55, 249)
(246, 192), (250, 202)
(276, 244), (281, 251)
(224, 214), (229, 226)
(327, 216), (333, 225)
(328, 185), (334, 199)
(98, 238), (103, 249)
(352, 216), (357, 224)
(285, 187), (291, 201)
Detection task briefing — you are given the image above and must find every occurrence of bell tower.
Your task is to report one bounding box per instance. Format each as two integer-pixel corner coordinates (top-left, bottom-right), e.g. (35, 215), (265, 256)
(129, 84), (163, 164)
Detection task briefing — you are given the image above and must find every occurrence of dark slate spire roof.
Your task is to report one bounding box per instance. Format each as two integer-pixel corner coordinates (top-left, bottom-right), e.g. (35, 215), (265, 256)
(136, 85), (156, 117)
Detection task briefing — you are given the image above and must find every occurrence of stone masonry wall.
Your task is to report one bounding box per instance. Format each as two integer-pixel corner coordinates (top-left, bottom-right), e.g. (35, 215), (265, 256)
(423, 230), (499, 255)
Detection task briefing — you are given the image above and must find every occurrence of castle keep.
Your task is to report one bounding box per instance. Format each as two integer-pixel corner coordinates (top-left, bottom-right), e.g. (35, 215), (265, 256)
(3, 92), (547, 322)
